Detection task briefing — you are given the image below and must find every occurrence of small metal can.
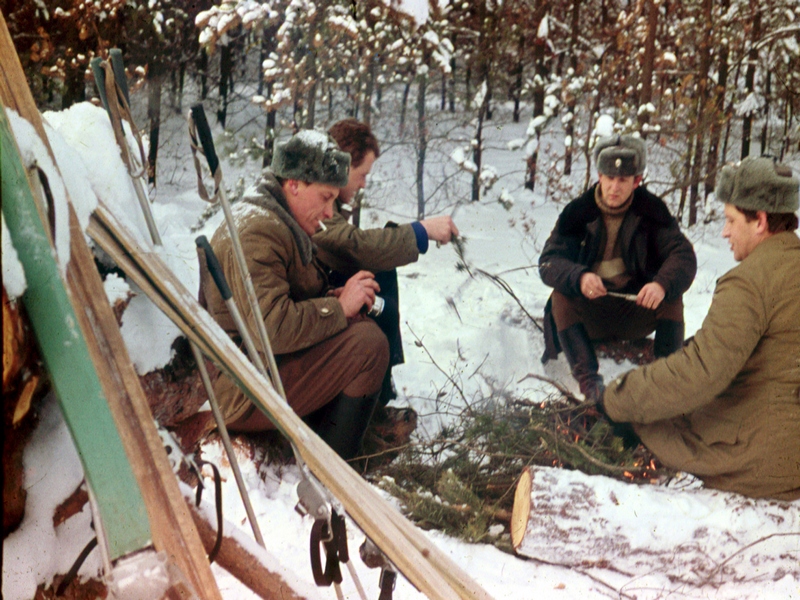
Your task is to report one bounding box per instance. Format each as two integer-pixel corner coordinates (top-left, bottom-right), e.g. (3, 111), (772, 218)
(367, 295), (385, 317)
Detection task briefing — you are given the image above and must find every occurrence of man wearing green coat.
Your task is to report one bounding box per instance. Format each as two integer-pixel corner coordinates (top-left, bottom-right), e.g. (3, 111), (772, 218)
(202, 131), (389, 460)
(601, 157), (800, 501)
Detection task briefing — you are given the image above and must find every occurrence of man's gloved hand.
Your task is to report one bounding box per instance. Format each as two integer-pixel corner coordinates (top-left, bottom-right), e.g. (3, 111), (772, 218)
(595, 396), (641, 450)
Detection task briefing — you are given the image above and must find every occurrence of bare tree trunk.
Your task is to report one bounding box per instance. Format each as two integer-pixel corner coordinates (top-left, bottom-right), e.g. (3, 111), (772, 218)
(705, 0), (729, 197)
(525, 20), (547, 191)
(741, 5), (760, 159)
(472, 90), (487, 202)
(399, 80), (411, 136)
(198, 50), (208, 100)
(512, 33), (524, 123)
(416, 72), (428, 220)
(759, 67), (771, 155)
(637, 0), (659, 136)
(217, 43), (233, 127)
(449, 55), (456, 112)
(147, 62), (164, 185)
(564, 0), (581, 175)
(688, 0), (713, 225)
(363, 57), (375, 126)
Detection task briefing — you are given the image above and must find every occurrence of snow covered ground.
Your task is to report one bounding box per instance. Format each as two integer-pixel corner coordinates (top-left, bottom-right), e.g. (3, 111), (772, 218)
(3, 94), (799, 600)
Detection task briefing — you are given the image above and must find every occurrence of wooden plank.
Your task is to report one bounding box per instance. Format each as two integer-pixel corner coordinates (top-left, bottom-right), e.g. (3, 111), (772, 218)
(89, 204), (495, 600)
(1, 104), (151, 559)
(0, 13), (222, 599)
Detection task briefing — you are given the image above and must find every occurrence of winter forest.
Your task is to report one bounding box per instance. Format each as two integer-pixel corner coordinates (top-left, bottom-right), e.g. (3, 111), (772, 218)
(3, 0), (800, 598)
(7, 0), (800, 217)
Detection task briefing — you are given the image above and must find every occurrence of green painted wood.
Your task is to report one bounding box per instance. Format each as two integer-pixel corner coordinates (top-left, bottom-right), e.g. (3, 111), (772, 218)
(1, 105), (151, 559)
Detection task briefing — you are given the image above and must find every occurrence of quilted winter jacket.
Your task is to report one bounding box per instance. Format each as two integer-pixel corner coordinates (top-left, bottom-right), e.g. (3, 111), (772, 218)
(538, 184), (697, 360)
(604, 232), (800, 501)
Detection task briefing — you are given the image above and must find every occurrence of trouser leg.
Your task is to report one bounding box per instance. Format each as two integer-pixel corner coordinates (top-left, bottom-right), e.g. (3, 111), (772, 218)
(229, 320), (389, 432)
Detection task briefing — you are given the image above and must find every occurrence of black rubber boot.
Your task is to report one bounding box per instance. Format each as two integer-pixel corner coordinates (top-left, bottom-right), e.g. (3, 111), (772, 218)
(313, 392), (380, 460)
(558, 323), (604, 403)
(653, 320), (685, 358)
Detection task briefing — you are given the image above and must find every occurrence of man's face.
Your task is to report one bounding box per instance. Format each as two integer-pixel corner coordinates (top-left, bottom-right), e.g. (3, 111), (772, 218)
(598, 174), (641, 207)
(286, 181), (340, 236)
(722, 203), (762, 262)
(339, 151), (376, 204)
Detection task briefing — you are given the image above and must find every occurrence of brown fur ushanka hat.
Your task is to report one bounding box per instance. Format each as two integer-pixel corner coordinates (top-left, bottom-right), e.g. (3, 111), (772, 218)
(594, 135), (646, 177)
(271, 130), (351, 187)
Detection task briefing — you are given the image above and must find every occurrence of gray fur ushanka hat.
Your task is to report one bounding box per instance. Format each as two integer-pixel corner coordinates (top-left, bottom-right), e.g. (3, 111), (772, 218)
(271, 130), (350, 187)
(594, 134), (646, 177)
(716, 156), (799, 213)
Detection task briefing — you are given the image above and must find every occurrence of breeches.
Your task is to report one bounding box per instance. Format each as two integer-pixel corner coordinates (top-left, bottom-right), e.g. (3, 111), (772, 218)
(216, 319), (389, 427)
(551, 290), (683, 341)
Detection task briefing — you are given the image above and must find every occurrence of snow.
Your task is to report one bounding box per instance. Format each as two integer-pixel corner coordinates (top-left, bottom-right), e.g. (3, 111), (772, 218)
(3, 87), (799, 600)
(6, 109), (72, 277)
(2, 214), (27, 299)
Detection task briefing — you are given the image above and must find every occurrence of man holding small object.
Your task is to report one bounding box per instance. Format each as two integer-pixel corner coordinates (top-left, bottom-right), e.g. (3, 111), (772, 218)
(201, 130), (388, 460)
(539, 134), (697, 405)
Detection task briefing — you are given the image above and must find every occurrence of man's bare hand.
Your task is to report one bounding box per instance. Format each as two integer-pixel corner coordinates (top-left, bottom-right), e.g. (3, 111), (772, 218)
(637, 282), (665, 310)
(337, 270), (380, 318)
(580, 272), (607, 299)
(420, 216), (459, 245)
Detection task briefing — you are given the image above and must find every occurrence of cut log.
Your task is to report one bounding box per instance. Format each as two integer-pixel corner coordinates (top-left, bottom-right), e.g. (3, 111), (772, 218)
(511, 466), (800, 586)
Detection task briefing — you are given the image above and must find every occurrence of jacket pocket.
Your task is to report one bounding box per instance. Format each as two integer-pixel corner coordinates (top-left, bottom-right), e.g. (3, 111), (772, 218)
(690, 407), (741, 446)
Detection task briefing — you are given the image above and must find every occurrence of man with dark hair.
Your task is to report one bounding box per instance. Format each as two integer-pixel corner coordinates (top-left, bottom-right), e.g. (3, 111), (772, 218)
(539, 135), (697, 403)
(314, 119), (459, 407)
(202, 130), (388, 460)
(600, 156), (800, 500)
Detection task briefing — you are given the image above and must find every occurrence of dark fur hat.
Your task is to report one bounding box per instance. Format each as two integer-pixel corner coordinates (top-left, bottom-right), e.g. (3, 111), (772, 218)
(271, 130), (350, 187)
(594, 135), (646, 177)
(716, 157), (799, 213)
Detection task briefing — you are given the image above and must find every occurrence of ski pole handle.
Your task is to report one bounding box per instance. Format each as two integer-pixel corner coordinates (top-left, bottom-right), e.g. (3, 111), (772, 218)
(90, 57), (109, 112)
(190, 104), (220, 177)
(196, 235), (231, 301)
(109, 49), (131, 107)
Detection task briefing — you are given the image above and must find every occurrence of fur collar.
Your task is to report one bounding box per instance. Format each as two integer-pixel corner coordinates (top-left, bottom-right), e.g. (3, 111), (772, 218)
(558, 183), (674, 236)
(243, 171), (314, 265)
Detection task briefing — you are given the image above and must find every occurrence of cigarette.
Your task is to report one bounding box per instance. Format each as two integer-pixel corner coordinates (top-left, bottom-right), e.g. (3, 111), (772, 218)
(318, 221), (327, 232)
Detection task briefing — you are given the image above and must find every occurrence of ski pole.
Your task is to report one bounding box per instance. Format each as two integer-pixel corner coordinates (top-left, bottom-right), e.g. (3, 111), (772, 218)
(194, 235), (330, 523)
(91, 52), (161, 246)
(188, 104), (284, 398)
(187, 339), (265, 547)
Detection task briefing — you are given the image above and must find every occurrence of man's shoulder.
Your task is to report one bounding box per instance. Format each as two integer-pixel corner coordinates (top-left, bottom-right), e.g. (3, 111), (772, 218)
(557, 186), (600, 234)
(630, 186), (674, 225)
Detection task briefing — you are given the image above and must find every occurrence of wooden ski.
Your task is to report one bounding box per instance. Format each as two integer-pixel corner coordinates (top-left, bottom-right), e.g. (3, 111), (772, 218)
(0, 13), (222, 599)
(87, 201), (495, 600)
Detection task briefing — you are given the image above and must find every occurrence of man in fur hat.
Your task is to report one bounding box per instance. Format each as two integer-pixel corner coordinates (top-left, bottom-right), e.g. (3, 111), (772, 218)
(313, 119), (459, 409)
(539, 135), (697, 405)
(202, 130), (388, 460)
(601, 157), (800, 500)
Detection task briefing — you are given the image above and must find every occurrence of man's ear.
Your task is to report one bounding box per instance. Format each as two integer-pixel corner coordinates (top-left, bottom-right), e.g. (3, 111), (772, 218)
(756, 210), (769, 234)
(284, 179), (300, 198)
(634, 175), (643, 187)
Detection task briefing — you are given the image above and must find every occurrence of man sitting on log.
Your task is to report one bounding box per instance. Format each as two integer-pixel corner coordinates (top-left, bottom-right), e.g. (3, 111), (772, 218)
(314, 118), (459, 409)
(539, 135), (697, 403)
(600, 157), (800, 501)
(201, 131), (388, 460)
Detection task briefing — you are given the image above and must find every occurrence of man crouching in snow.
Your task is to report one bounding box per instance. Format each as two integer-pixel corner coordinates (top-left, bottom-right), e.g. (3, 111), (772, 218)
(201, 131), (388, 460)
(600, 157), (800, 501)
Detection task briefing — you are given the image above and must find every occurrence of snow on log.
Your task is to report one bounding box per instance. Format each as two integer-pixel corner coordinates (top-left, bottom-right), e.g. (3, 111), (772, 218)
(511, 466), (799, 586)
(184, 486), (322, 600)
